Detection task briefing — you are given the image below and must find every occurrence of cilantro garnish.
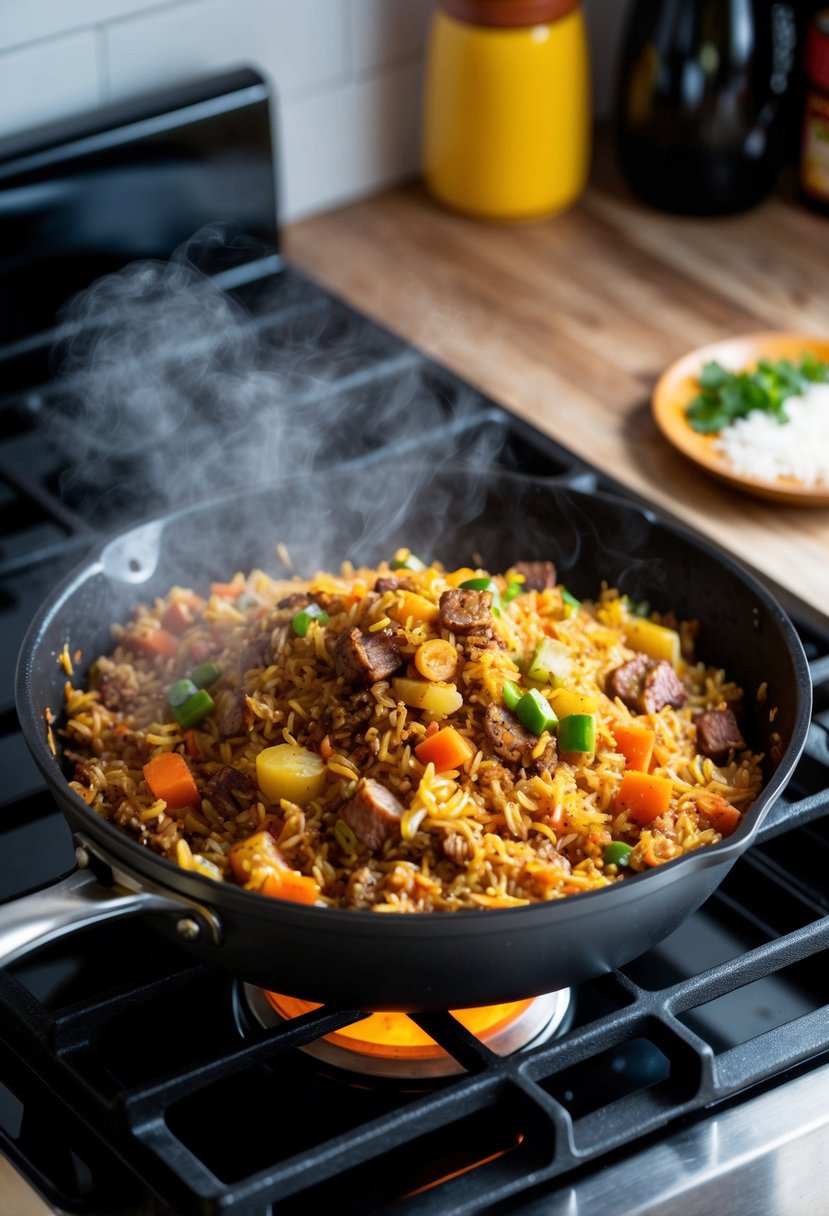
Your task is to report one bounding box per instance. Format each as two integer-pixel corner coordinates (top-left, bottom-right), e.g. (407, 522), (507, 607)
(685, 353), (829, 434)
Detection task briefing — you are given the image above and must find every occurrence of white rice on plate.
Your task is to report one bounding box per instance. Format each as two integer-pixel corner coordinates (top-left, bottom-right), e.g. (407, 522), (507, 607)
(714, 383), (829, 487)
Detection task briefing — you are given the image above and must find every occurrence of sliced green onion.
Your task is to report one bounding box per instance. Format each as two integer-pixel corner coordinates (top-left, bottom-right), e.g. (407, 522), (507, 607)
(190, 660), (220, 689)
(459, 577), (497, 593)
(604, 841), (633, 868)
(515, 688), (558, 736)
(171, 689), (215, 729)
(333, 818), (358, 853)
(390, 552), (426, 572)
(557, 713), (596, 754)
(292, 603), (330, 637)
(502, 580), (523, 604)
(502, 681), (522, 711)
(167, 678), (199, 708)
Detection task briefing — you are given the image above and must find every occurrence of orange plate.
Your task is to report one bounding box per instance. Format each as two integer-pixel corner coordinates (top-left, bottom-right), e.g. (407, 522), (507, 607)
(652, 331), (829, 506)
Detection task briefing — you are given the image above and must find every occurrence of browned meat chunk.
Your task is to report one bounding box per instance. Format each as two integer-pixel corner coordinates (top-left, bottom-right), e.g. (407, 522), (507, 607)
(219, 688), (251, 737)
(484, 703), (539, 768)
(439, 588), (493, 635)
(513, 560), (557, 591)
(374, 575), (415, 594)
(441, 832), (469, 864)
(463, 626), (506, 656)
(277, 592), (309, 611)
(696, 708), (746, 763)
(239, 636), (270, 674)
(641, 661), (687, 714)
(342, 778), (404, 850)
(333, 627), (401, 685)
(204, 766), (255, 819)
(605, 654), (650, 706)
(606, 655), (687, 714)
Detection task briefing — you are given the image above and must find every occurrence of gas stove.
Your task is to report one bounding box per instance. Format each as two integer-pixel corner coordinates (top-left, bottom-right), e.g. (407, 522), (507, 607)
(1, 69), (828, 1216)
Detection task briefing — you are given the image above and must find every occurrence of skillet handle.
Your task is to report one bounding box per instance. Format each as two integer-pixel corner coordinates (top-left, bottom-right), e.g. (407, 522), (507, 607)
(0, 866), (212, 970)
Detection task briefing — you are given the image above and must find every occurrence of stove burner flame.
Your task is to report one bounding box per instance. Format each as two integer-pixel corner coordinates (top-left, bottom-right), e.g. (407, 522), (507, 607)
(243, 985), (571, 1079)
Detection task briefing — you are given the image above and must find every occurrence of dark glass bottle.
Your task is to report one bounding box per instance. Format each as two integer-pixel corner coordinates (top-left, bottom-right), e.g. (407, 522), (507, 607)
(615, 0), (798, 215)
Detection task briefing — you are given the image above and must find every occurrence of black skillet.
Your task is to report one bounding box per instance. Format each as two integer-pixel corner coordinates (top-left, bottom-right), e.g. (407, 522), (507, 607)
(6, 467), (811, 1011)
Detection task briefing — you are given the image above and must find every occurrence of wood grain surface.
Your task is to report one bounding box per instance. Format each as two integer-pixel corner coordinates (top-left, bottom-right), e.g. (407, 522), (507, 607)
(286, 146), (829, 622)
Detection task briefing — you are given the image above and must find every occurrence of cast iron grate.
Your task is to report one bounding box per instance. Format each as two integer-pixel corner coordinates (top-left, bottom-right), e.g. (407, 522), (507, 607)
(0, 270), (827, 1215)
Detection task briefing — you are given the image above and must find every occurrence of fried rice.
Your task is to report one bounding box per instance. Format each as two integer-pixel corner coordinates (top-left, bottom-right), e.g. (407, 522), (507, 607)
(61, 551), (764, 911)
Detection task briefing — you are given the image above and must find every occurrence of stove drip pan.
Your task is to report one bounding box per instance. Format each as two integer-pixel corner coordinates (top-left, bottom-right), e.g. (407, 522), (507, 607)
(241, 983), (572, 1079)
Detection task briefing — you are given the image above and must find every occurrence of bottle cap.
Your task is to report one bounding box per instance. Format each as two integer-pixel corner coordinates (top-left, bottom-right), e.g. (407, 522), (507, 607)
(438, 0), (581, 27)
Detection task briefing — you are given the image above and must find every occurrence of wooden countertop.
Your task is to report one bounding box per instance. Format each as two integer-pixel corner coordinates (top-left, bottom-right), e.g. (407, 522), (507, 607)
(286, 150), (829, 625)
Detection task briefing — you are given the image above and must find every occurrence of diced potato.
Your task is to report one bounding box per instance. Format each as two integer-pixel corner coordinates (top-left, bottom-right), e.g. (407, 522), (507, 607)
(229, 830), (284, 886)
(526, 638), (572, 687)
(229, 830), (320, 903)
(392, 677), (463, 718)
(549, 687), (599, 717)
(387, 590), (439, 626)
(256, 743), (326, 806)
(624, 618), (681, 667)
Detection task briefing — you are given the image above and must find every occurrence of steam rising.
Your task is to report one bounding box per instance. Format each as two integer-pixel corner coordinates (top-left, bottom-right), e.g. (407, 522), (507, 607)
(42, 234), (506, 572)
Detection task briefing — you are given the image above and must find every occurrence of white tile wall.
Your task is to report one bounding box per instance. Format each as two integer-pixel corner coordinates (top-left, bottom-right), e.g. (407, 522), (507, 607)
(0, 0), (632, 222)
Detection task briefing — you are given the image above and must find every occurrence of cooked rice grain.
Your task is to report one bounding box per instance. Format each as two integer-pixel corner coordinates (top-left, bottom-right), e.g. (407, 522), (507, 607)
(63, 562), (764, 911)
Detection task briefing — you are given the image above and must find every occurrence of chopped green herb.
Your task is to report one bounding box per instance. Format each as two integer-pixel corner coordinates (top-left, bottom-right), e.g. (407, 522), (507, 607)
(502, 681), (522, 711)
(390, 552), (426, 572)
(560, 586), (580, 617)
(167, 678), (199, 708)
(292, 603), (330, 637)
(190, 661), (220, 688)
(502, 580), (523, 604)
(171, 688), (215, 729)
(515, 688), (558, 736)
(686, 354), (829, 434)
(557, 713), (596, 755)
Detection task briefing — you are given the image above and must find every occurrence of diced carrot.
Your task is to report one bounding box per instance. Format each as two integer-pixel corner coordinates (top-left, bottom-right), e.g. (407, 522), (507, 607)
(143, 752), (201, 809)
(696, 793), (742, 838)
(612, 722), (656, 773)
(615, 770), (673, 825)
(210, 579), (245, 598)
(345, 579), (368, 605)
(415, 725), (475, 772)
(127, 628), (179, 659)
(262, 869), (320, 905)
(183, 730), (200, 757)
(162, 600), (197, 635)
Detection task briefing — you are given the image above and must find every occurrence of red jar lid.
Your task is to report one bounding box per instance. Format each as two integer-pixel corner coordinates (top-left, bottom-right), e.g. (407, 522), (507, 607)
(806, 7), (829, 92)
(438, 0), (581, 27)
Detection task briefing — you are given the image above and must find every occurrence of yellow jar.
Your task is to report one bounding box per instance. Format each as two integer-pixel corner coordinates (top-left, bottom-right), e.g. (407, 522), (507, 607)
(422, 0), (591, 221)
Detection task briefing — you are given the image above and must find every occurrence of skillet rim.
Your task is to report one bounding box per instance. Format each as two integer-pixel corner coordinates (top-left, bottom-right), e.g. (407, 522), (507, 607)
(14, 467), (812, 928)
